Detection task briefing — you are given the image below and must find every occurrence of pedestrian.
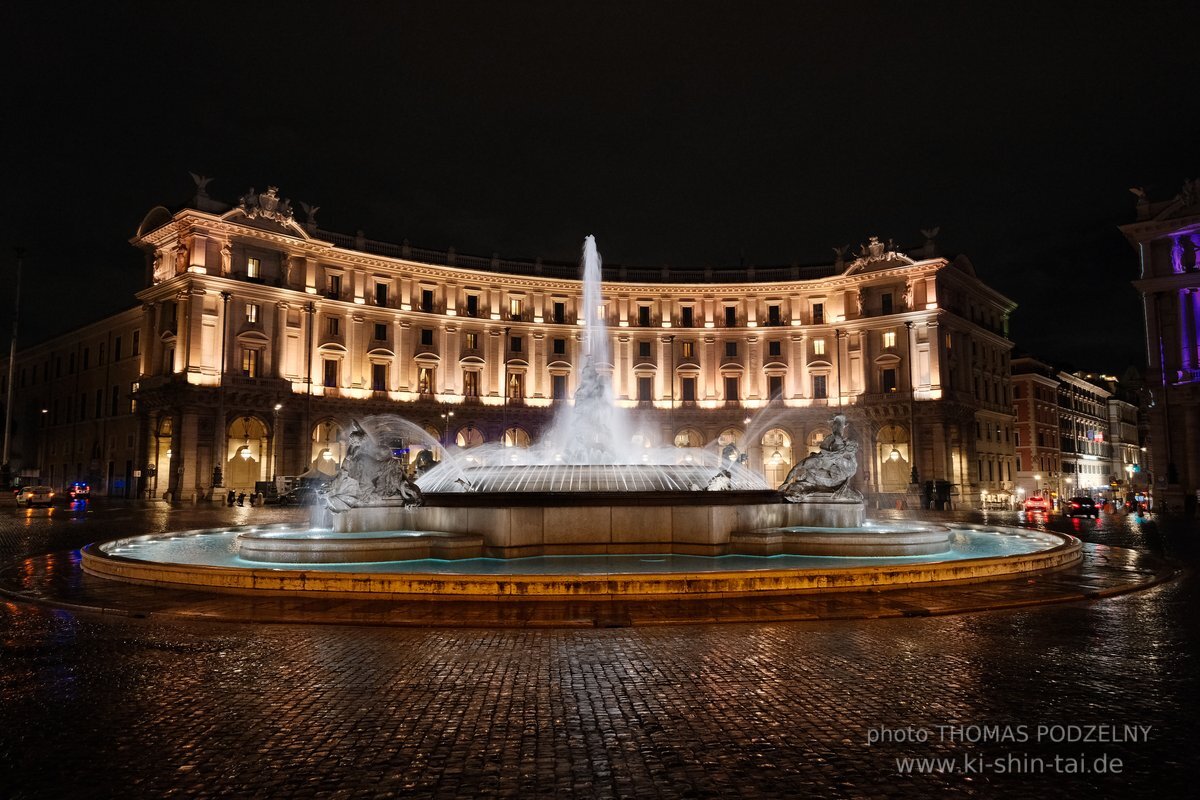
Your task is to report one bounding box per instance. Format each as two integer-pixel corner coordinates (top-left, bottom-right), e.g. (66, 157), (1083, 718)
(226, 489), (236, 507)
(236, 492), (245, 507)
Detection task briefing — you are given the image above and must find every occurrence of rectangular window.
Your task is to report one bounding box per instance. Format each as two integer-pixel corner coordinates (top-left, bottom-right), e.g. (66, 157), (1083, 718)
(681, 341), (695, 359)
(1016, 455), (1023, 472)
(508, 372), (524, 399)
(768, 375), (783, 397)
(638, 341), (651, 358)
(323, 359), (338, 387)
(95, 388), (103, 418)
(813, 338), (826, 356)
(681, 306), (694, 327)
(768, 340), (781, 357)
(246, 257), (260, 278)
(553, 338), (566, 355)
(241, 349), (259, 378)
(510, 336), (523, 352)
(421, 289), (434, 312)
(328, 274), (342, 298)
(881, 293), (894, 315)
(466, 294), (479, 317)
(725, 341), (738, 357)
(882, 367), (898, 393)
(83, 348), (90, 370)
(132, 330), (140, 356)
(638, 305), (651, 326)
(420, 328), (434, 346)
(374, 323), (387, 341)
(768, 305), (781, 325)
(375, 283), (388, 306)
(111, 385), (120, 416)
(553, 301), (566, 323)
(638, 376), (653, 402)
(812, 302), (824, 325)
(114, 336), (122, 360)
(163, 346), (174, 373)
(882, 330), (896, 348)
(681, 377), (697, 402)
(552, 374), (567, 400)
(724, 376), (739, 401)
(328, 316), (341, 336)
(812, 374), (828, 399)
(465, 332), (478, 349)
(724, 306), (737, 327)
(79, 393), (87, 420)
(370, 363), (387, 391)
(418, 367), (434, 393)
(246, 303), (260, 323)
(509, 297), (523, 320)
(463, 370), (479, 397)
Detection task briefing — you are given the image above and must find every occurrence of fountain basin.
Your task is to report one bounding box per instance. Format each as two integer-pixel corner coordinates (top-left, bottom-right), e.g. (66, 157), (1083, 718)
(81, 525), (1081, 600)
(327, 492), (877, 557)
(236, 529), (483, 564)
(731, 526), (951, 556)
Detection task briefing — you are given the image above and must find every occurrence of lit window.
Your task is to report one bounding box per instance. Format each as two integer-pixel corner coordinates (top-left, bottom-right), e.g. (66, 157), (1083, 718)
(246, 257), (260, 278)
(882, 330), (896, 348)
(465, 332), (478, 349)
(509, 297), (523, 319)
(241, 349), (259, 378)
(681, 341), (695, 359)
(246, 303), (260, 323)
(813, 338), (826, 356)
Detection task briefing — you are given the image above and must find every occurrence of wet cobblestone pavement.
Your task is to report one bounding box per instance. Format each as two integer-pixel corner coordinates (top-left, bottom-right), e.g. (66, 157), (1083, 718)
(1, 501), (1197, 798)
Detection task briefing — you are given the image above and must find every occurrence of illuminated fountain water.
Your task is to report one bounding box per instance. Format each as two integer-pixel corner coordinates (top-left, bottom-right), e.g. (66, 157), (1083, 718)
(80, 236), (1084, 601)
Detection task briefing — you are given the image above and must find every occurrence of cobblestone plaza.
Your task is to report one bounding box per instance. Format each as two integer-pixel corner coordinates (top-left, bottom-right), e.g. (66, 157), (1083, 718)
(1, 503), (1197, 798)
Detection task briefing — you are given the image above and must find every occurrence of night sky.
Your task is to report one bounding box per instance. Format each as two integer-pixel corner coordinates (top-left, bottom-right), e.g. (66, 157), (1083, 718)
(4, 2), (1198, 372)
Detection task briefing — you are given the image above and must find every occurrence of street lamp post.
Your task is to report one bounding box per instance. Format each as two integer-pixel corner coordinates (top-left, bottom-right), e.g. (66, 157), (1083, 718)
(440, 409), (455, 448)
(2, 248), (24, 489)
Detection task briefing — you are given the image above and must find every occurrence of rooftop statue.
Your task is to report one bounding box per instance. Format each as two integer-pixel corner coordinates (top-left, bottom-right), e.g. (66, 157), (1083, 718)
(321, 420), (423, 513)
(779, 414), (862, 502)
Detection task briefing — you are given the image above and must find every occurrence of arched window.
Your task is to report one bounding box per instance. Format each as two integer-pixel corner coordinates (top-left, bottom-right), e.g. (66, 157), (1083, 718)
(761, 428), (793, 486)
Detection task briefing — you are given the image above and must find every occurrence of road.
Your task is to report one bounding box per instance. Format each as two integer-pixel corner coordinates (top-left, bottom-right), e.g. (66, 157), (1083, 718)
(1, 501), (1197, 799)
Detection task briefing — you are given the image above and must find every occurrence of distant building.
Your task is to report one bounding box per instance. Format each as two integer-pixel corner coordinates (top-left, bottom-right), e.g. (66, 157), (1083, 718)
(1, 181), (1017, 506)
(1011, 357), (1062, 500)
(1121, 179), (1200, 513)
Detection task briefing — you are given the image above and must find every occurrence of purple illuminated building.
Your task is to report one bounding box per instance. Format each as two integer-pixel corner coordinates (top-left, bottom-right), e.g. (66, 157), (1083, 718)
(1122, 180), (1200, 513)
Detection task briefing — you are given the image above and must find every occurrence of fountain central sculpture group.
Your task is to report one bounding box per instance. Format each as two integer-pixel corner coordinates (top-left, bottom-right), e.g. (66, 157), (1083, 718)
(321, 421), (424, 513)
(779, 414), (862, 502)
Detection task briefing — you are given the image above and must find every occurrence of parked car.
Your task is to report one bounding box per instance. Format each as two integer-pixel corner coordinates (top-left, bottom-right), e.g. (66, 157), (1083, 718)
(16, 486), (56, 507)
(68, 481), (91, 500)
(1064, 496), (1100, 518)
(278, 485), (322, 506)
(1023, 494), (1051, 514)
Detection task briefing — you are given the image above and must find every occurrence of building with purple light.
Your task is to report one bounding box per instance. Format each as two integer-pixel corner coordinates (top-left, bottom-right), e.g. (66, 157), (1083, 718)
(1123, 180), (1200, 513)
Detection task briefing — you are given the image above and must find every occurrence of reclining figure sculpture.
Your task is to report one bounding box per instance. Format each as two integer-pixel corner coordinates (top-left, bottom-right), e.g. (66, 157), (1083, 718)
(321, 420), (424, 513)
(779, 414), (863, 502)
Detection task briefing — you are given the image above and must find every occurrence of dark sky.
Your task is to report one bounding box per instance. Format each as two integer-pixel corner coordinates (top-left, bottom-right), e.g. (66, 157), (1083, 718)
(4, 1), (1198, 372)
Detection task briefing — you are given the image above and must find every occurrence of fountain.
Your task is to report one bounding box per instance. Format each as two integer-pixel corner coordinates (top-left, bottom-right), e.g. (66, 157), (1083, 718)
(80, 236), (1082, 600)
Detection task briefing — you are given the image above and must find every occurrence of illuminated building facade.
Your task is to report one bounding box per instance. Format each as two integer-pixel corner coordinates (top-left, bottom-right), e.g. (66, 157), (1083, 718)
(1123, 180), (1200, 513)
(1, 183), (1017, 506)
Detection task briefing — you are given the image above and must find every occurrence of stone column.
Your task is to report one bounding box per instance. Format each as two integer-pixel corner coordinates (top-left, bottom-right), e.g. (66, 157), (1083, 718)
(274, 302), (289, 377)
(927, 319), (942, 391)
(179, 409), (200, 501)
(347, 312), (363, 387)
